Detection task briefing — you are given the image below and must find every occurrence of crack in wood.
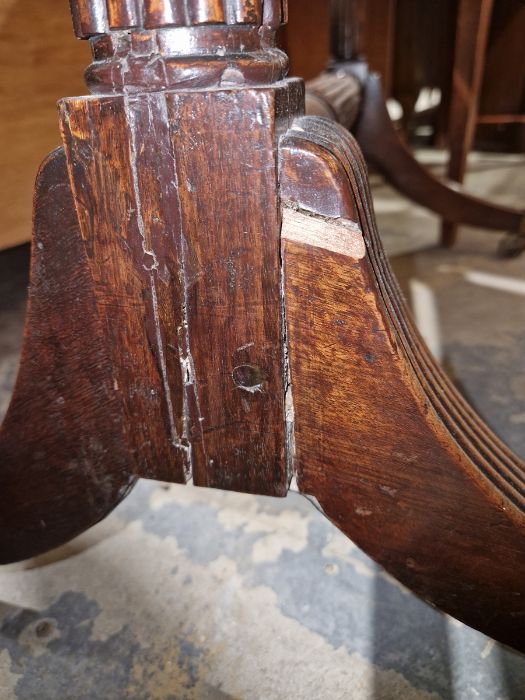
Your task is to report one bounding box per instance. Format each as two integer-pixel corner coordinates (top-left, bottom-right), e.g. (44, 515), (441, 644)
(125, 95), (182, 458)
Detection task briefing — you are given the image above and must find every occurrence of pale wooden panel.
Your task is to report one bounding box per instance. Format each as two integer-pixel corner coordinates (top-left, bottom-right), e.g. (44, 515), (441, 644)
(0, 0), (89, 250)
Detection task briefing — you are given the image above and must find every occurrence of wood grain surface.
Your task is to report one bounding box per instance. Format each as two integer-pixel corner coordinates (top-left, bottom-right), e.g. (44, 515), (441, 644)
(442, 0), (495, 247)
(0, 149), (136, 564)
(2, 0), (525, 656)
(280, 115), (525, 652)
(60, 80), (303, 493)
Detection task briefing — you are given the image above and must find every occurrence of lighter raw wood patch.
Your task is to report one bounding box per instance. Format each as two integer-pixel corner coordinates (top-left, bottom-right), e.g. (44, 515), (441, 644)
(281, 206), (366, 259)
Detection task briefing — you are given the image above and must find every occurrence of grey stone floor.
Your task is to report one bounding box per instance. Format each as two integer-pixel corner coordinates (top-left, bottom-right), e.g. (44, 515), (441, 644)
(0, 151), (524, 699)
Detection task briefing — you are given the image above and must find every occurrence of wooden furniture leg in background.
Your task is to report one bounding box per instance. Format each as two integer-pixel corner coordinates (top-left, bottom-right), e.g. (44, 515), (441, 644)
(2, 0), (525, 655)
(442, 0), (495, 247)
(306, 0), (525, 253)
(307, 68), (525, 239)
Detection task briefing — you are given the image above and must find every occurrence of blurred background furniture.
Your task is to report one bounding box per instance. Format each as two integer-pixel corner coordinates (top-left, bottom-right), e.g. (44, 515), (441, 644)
(1, 0), (523, 252)
(444, 0), (525, 250)
(285, 0), (525, 254)
(285, 0), (525, 152)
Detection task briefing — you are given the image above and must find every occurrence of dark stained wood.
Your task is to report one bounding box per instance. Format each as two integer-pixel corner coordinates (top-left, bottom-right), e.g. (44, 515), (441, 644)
(360, 0), (397, 95)
(283, 0), (330, 81)
(3, 0), (525, 657)
(306, 71), (362, 131)
(477, 114), (525, 125)
(83, 14), (289, 92)
(353, 70), (525, 235)
(143, 0), (185, 27)
(107, 0), (141, 27)
(60, 96), (188, 483)
(391, 0), (457, 130)
(280, 115), (525, 652)
(69, 0), (109, 37)
(60, 0), (300, 493)
(296, 0), (525, 248)
(159, 85), (301, 492)
(0, 149), (136, 564)
(478, 0), (525, 153)
(330, 0), (366, 61)
(70, 0), (281, 36)
(0, 0), (89, 251)
(0, 0), (298, 564)
(330, 0), (396, 95)
(60, 80), (303, 492)
(305, 62), (525, 236)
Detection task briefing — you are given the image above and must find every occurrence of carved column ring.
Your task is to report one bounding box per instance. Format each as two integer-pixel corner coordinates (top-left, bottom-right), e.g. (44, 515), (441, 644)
(70, 0), (287, 38)
(86, 29), (289, 93)
(71, 1), (289, 92)
(92, 25), (270, 60)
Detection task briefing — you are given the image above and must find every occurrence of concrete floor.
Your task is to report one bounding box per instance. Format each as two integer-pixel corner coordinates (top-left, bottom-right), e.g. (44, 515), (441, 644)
(0, 151), (524, 699)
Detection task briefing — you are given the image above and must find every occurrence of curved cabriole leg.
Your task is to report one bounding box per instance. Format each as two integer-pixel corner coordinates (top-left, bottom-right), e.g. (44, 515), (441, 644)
(353, 71), (525, 245)
(280, 116), (525, 653)
(0, 149), (136, 564)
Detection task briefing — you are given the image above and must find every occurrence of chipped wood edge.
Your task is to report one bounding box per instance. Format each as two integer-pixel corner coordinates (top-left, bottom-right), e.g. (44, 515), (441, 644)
(281, 206), (366, 260)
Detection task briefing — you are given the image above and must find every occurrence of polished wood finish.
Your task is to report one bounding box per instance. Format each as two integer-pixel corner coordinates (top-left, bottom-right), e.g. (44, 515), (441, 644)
(306, 71), (362, 130)
(62, 0), (301, 493)
(2, 0), (525, 656)
(280, 116), (525, 652)
(0, 0), (299, 560)
(69, 0), (280, 36)
(60, 81), (303, 492)
(0, 149), (136, 564)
